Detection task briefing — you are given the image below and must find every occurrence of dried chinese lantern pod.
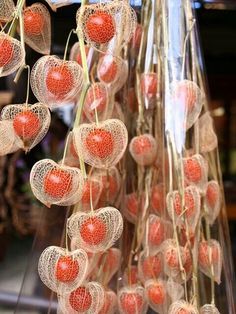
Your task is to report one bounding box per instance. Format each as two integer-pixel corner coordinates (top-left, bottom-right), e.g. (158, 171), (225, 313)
(130, 23), (142, 52)
(146, 215), (173, 254)
(92, 166), (121, 205)
(182, 154), (208, 192)
(129, 134), (158, 166)
(123, 192), (145, 224)
(61, 132), (81, 168)
(171, 80), (203, 130)
(98, 290), (117, 314)
(30, 55), (83, 108)
(145, 279), (169, 313)
(73, 119), (128, 169)
(21, 3), (51, 55)
(200, 304), (220, 314)
(0, 120), (20, 156)
(1, 103), (51, 152)
(198, 111), (218, 153)
(83, 82), (113, 122)
(204, 180), (221, 225)
(138, 250), (163, 283)
(166, 278), (184, 303)
(0, 33), (25, 77)
(123, 265), (139, 286)
(0, 0), (15, 22)
(141, 72), (158, 100)
(30, 159), (84, 207)
(80, 176), (103, 211)
(76, 1), (136, 53)
(38, 246), (88, 294)
(150, 184), (165, 216)
(168, 300), (199, 314)
(166, 185), (201, 232)
(96, 247), (121, 285)
(118, 285), (147, 314)
(58, 281), (105, 314)
(67, 207), (123, 253)
(198, 239), (222, 284)
(69, 42), (93, 67)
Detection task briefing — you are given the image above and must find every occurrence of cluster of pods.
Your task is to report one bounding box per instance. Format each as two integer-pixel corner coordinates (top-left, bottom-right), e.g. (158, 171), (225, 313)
(0, 0), (230, 313)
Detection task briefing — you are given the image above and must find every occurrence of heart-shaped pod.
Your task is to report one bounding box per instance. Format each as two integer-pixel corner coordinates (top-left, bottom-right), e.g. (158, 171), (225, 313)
(204, 180), (221, 225)
(69, 42), (93, 68)
(98, 290), (117, 314)
(171, 80), (204, 130)
(118, 285), (148, 314)
(183, 153), (208, 192)
(138, 250), (163, 284)
(123, 265), (139, 286)
(200, 304), (220, 314)
(0, 0), (15, 22)
(0, 120), (19, 156)
(150, 184), (165, 216)
(30, 159), (84, 207)
(166, 185), (201, 231)
(198, 239), (222, 284)
(30, 55), (83, 108)
(123, 192), (145, 224)
(1, 103), (51, 152)
(166, 278), (184, 303)
(0, 33), (25, 77)
(22, 3), (51, 55)
(168, 300), (199, 314)
(67, 207), (123, 253)
(129, 134), (158, 166)
(198, 111), (218, 153)
(145, 279), (169, 313)
(73, 119), (128, 169)
(76, 2), (136, 53)
(58, 281), (105, 314)
(38, 246), (88, 294)
(79, 176), (103, 211)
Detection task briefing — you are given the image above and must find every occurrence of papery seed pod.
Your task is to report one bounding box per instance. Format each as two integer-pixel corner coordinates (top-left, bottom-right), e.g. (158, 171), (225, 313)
(145, 279), (168, 313)
(198, 111), (218, 153)
(76, 2), (136, 53)
(138, 250), (163, 283)
(80, 177), (103, 211)
(38, 246), (88, 294)
(204, 180), (221, 225)
(67, 207), (123, 253)
(166, 185), (201, 231)
(118, 285), (147, 314)
(22, 3), (51, 55)
(141, 72), (158, 99)
(123, 265), (139, 286)
(73, 119), (128, 169)
(0, 0), (15, 22)
(0, 33), (25, 77)
(171, 80), (203, 130)
(166, 278), (184, 302)
(58, 281), (105, 314)
(198, 239), (222, 284)
(98, 290), (117, 314)
(168, 300), (199, 314)
(123, 192), (145, 224)
(0, 120), (19, 156)
(200, 304), (220, 314)
(70, 42), (93, 67)
(151, 184), (165, 216)
(30, 55), (83, 108)
(1, 103), (51, 152)
(129, 134), (158, 166)
(30, 159), (84, 207)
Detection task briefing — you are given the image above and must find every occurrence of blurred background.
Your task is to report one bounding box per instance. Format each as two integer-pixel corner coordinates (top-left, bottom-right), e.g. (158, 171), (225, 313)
(0, 0), (236, 313)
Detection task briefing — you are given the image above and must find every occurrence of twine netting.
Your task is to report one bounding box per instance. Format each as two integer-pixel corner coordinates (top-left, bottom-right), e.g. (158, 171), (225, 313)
(1, 103), (51, 152)
(166, 278), (184, 303)
(0, 33), (25, 77)
(138, 250), (163, 283)
(30, 159), (84, 207)
(198, 239), (222, 284)
(166, 185), (201, 232)
(147, 215), (173, 254)
(30, 55), (83, 108)
(168, 300), (199, 314)
(98, 290), (117, 314)
(129, 134), (158, 166)
(83, 82), (112, 122)
(200, 304), (220, 314)
(58, 281), (105, 314)
(198, 111), (218, 153)
(0, 120), (19, 156)
(22, 3), (51, 55)
(0, 0), (15, 22)
(204, 180), (221, 225)
(171, 80), (204, 130)
(150, 184), (165, 216)
(67, 207), (123, 253)
(124, 192), (145, 224)
(183, 154), (208, 192)
(38, 246), (89, 294)
(76, 1), (136, 53)
(91, 166), (121, 205)
(118, 285), (147, 314)
(73, 119), (128, 169)
(145, 279), (168, 313)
